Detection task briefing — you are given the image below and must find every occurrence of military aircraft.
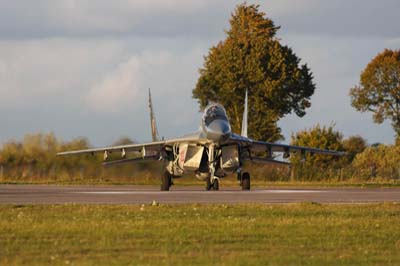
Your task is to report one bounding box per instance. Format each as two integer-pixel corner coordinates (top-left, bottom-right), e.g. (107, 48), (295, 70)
(58, 89), (345, 191)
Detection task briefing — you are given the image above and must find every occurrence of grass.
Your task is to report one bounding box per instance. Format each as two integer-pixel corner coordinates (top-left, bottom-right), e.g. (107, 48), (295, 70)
(1, 204), (400, 265)
(1, 175), (400, 188)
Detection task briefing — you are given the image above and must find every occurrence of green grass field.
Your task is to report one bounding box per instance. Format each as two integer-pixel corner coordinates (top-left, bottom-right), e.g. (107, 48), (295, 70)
(1, 203), (399, 265)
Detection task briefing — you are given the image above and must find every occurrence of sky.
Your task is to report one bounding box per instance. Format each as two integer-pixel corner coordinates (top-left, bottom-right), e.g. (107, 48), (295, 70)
(1, 0), (399, 146)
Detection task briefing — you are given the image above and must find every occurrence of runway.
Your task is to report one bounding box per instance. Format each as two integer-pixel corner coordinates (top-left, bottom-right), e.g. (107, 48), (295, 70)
(1, 185), (400, 204)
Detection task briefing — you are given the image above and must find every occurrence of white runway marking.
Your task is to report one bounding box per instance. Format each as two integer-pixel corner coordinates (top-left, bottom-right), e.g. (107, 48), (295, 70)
(72, 190), (326, 195)
(261, 190), (324, 193)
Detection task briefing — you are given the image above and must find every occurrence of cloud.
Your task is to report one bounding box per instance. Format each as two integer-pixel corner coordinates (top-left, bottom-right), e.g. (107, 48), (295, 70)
(0, 37), (204, 144)
(85, 52), (173, 112)
(278, 34), (398, 144)
(0, 0), (227, 40)
(85, 57), (141, 112)
(262, 0), (400, 38)
(1, 1), (399, 41)
(0, 38), (125, 108)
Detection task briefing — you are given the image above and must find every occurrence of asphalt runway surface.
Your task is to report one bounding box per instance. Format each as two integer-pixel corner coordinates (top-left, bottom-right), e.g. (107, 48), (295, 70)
(1, 185), (400, 204)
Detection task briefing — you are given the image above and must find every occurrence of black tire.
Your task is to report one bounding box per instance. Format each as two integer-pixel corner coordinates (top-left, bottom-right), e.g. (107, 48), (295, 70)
(242, 172), (250, 190)
(161, 171), (171, 191)
(212, 178), (219, 191)
(206, 177), (212, 191)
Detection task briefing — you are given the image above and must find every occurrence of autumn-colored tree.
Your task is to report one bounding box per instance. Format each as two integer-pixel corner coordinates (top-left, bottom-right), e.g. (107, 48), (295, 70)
(0, 140), (23, 166)
(342, 135), (367, 162)
(193, 3), (315, 141)
(352, 144), (400, 180)
(290, 124), (344, 168)
(288, 125), (346, 181)
(350, 49), (400, 139)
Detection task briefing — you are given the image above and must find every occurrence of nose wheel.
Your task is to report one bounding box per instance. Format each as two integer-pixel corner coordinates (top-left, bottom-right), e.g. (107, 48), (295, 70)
(206, 143), (219, 191)
(206, 177), (219, 191)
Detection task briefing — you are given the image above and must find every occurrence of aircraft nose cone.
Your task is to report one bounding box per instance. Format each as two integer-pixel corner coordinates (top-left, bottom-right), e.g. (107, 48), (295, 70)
(206, 119), (231, 142)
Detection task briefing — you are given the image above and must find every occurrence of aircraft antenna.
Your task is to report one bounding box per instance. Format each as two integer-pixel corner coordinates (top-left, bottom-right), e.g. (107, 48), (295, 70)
(148, 88), (160, 141)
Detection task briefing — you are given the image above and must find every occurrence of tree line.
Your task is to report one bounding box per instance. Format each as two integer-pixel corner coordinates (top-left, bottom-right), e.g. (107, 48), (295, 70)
(0, 130), (399, 183)
(0, 133), (161, 183)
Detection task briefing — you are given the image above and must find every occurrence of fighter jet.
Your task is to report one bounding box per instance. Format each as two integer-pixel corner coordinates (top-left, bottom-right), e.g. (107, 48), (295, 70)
(58, 89), (345, 191)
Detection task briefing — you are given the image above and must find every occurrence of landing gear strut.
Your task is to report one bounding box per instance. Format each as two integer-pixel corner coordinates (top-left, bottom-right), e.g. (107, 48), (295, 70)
(161, 171), (172, 191)
(205, 143), (219, 191)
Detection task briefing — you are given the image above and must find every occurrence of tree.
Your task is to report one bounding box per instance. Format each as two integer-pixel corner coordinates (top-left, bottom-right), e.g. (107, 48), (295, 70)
(352, 144), (400, 180)
(350, 49), (400, 138)
(289, 125), (345, 181)
(112, 136), (135, 146)
(290, 124), (344, 168)
(193, 3), (315, 142)
(342, 135), (367, 162)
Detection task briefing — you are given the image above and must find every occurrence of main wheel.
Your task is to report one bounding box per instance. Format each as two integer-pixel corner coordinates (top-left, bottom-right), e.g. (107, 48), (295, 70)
(212, 178), (219, 191)
(242, 172), (250, 190)
(161, 171), (172, 191)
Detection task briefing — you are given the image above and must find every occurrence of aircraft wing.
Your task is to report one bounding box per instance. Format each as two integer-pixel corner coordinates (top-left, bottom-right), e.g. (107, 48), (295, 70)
(57, 141), (165, 156)
(229, 134), (346, 156)
(57, 135), (203, 158)
(251, 141), (346, 156)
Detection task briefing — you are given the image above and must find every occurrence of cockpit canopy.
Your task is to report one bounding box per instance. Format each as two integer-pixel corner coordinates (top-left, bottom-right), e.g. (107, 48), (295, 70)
(203, 104), (228, 126)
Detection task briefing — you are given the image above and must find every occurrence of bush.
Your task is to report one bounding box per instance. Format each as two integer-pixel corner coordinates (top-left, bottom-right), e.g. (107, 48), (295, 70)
(352, 144), (400, 180)
(342, 135), (367, 163)
(0, 132), (161, 183)
(289, 124), (346, 181)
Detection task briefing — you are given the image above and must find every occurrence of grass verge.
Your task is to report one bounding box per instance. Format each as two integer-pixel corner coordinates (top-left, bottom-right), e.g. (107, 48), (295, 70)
(1, 175), (400, 188)
(0, 203), (399, 265)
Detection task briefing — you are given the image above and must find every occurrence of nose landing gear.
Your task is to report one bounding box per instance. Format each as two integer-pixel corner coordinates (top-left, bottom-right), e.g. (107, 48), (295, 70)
(205, 143), (220, 191)
(206, 177), (219, 191)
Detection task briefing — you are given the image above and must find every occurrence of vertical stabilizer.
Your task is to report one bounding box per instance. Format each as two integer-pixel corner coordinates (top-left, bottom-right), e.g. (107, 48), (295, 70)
(148, 88), (160, 142)
(241, 89), (248, 138)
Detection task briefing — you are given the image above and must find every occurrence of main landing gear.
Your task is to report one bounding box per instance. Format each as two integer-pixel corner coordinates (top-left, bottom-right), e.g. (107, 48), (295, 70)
(161, 171), (173, 191)
(238, 172), (251, 190)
